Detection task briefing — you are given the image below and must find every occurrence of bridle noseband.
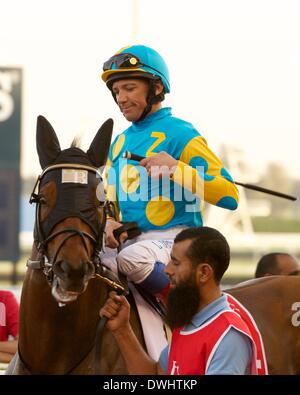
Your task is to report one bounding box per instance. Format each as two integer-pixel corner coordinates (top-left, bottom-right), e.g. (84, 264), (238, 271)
(27, 163), (105, 284)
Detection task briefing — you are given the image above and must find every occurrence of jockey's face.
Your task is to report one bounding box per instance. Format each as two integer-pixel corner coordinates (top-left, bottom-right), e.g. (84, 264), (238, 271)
(111, 78), (162, 122)
(112, 79), (148, 122)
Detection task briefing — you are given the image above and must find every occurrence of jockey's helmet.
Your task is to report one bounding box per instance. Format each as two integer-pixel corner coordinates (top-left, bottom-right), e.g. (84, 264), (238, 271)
(101, 45), (170, 94)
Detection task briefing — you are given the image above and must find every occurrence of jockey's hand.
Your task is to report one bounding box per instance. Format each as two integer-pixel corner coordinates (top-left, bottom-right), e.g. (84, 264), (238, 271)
(100, 291), (130, 333)
(105, 219), (128, 249)
(139, 151), (178, 178)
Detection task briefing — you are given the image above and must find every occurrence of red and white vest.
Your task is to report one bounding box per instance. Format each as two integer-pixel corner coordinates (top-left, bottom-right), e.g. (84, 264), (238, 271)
(168, 305), (267, 375)
(224, 293), (268, 375)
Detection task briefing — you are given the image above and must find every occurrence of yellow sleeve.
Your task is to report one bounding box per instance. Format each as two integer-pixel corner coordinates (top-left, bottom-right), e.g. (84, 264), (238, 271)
(171, 136), (239, 210)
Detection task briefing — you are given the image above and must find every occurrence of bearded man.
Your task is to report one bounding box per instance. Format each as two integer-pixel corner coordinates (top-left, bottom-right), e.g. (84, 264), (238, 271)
(100, 226), (261, 375)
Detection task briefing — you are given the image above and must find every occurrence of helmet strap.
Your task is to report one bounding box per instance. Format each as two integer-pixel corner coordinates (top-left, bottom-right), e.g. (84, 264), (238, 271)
(135, 79), (161, 123)
(110, 88), (118, 103)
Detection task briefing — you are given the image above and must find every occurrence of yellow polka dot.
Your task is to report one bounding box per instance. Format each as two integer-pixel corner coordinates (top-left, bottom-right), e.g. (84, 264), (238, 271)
(120, 164), (140, 194)
(146, 196), (175, 226)
(204, 178), (228, 205)
(112, 134), (125, 160)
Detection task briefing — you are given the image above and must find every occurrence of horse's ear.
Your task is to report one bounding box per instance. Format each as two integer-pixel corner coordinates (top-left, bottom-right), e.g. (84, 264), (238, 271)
(36, 115), (61, 169)
(87, 118), (113, 168)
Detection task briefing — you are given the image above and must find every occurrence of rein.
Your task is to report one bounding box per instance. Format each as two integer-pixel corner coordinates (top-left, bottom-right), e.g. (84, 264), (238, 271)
(93, 271), (127, 375)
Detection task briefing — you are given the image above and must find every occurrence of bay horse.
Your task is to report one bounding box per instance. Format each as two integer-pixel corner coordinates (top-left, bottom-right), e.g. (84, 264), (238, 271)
(6, 117), (300, 375)
(6, 115), (145, 374)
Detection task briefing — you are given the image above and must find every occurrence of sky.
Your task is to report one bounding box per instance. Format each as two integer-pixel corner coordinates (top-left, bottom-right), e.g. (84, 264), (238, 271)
(1, 0), (300, 180)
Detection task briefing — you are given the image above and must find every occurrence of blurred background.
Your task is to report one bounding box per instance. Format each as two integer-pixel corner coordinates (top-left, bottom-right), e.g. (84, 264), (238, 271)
(1, 0), (300, 296)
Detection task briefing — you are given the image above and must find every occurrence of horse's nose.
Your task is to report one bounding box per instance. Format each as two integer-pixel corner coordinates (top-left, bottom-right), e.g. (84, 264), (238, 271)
(53, 260), (95, 282)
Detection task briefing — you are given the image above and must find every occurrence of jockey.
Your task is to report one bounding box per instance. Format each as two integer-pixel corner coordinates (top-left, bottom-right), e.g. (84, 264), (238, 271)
(100, 44), (239, 302)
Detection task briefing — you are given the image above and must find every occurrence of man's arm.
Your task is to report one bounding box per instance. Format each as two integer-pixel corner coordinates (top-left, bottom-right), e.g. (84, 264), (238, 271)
(206, 328), (253, 375)
(0, 339), (18, 363)
(138, 137), (239, 210)
(100, 291), (164, 375)
(171, 136), (239, 210)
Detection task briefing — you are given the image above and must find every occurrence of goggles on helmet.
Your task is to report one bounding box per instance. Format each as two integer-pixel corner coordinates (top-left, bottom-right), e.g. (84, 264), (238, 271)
(103, 53), (163, 78)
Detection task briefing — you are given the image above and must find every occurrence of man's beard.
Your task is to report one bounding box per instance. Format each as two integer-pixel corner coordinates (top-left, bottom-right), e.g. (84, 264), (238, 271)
(166, 273), (200, 330)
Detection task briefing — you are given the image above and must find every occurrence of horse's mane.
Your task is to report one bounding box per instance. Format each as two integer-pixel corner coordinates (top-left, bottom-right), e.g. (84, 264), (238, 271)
(70, 136), (82, 149)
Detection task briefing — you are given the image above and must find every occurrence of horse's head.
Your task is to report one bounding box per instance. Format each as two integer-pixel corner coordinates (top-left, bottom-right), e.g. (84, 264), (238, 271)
(29, 115), (113, 304)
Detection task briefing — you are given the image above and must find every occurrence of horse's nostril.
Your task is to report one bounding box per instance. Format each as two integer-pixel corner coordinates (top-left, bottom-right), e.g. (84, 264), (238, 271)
(53, 260), (65, 277)
(53, 260), (74, 280)
(85, 260), (95, 277)
(61, 260), (71, 274)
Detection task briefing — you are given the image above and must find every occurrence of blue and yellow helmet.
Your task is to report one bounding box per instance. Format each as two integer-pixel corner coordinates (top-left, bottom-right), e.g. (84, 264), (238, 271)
(101, 45), (170, 93)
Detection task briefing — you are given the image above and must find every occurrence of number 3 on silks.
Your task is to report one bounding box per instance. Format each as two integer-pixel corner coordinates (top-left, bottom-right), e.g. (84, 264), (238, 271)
(146, 132), (166, 157)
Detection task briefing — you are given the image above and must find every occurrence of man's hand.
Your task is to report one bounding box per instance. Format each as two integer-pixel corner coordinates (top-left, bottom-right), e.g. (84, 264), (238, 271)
(139, 151), (178, 178)
(99, 291), (161, 375)
(100, 291), (130, 333)
(105, 219), (128, 249)
(0, 339), (18, 363)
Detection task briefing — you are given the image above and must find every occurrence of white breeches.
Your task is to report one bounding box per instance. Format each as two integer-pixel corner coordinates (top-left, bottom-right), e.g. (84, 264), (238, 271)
(100, 226), (186, 283)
